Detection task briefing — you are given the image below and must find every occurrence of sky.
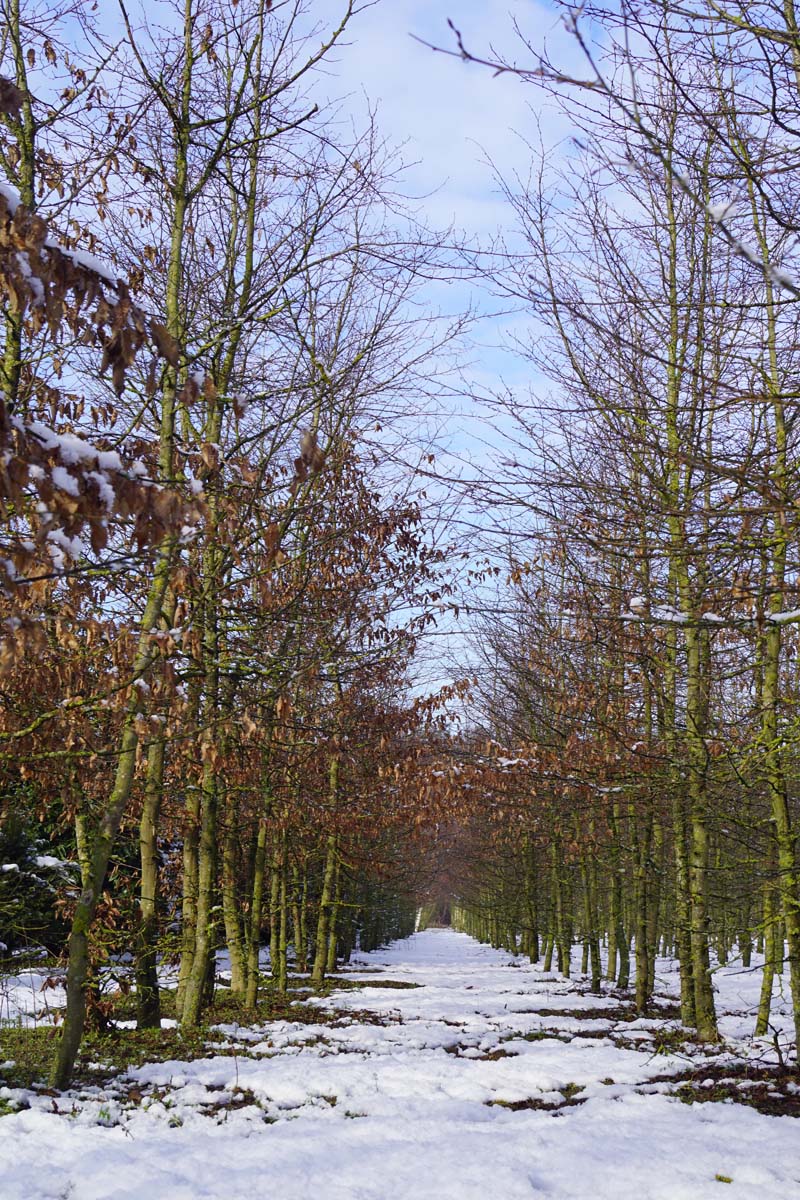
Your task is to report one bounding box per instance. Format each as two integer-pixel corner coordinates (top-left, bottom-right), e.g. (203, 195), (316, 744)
(303, 2), (581, 693)
(310, 1), (572, 234)
(307, 0), (578, 439)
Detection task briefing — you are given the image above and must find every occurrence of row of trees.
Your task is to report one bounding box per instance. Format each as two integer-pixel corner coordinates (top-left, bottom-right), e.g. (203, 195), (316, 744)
(7, 0), (800, 1092)
(0, 0), (460, 1087)
(440, 0), (800, 1059)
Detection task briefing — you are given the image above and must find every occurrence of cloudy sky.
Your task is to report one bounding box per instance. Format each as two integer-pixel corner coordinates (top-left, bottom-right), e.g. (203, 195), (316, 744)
(311, 1), (573, 233)
(302, 2), (584, 685)
(307, 1), (581, 474)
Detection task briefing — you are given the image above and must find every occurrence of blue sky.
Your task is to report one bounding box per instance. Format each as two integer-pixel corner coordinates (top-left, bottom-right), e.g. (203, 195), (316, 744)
(306, 2), (581, 689)
(312, 2), (571, 230)
(308, 1), (577, 430)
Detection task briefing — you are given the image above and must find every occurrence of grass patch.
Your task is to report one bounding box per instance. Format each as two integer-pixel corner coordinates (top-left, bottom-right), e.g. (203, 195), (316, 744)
(309, 976), (421, 994)
(650, 1026), (690, 1056)
(515, 1029), (570, 1045)
(444, 1043), (518, 1060)
(0, 1023), (218, 1090)
(0, 1027), (56, 1089)
(647, 1063), (800, 1118)
(487, 1083), (587, 1114)
(517, 1004), (637, 1022)
(0, 969), (411, 1094)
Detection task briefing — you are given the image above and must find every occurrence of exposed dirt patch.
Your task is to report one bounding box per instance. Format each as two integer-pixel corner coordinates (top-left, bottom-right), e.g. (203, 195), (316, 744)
(369, 979), (421, 990)
(334, 979), (422, 991)
(487, 1084), (587, 1114)
(513, 1029), (571, 1045)
(644, 1063), (800, 1118)
(0, 988), (403, 1093)
(444, 1044), (519, 1061)
(514, 1005), (636, 1022)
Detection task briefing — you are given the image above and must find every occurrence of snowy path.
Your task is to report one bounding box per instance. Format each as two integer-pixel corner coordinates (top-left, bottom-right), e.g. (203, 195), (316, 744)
(1, 929), (799, 1199)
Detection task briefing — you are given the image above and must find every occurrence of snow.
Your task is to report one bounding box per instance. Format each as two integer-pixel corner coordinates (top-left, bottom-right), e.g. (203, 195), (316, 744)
(769, 266), (799, 291)
(95, 450), (122, 473)
(625, 603), (689, 625)
(14, 251), (45, 306)
(87, 470), (115, 511)
(15, 420), (163, 525)
(50, 466), (79, 497)
(708, 199), (737, 223)
(25, 422), (122, 478)
(1, 183), (116, 292)
(42, 238), (120, 286)
(0, 182), (21, 214)
(0, 969), (66, 1027)
(768, 609), (800, 625)
(0, 931), (797, 1199)
(46, 528), (84, 561)
(46, 544), (65, 570)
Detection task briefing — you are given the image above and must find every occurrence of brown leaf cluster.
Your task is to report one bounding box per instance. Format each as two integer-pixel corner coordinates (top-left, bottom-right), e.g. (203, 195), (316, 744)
(290, 429), (325, 493)
(0, 186), (205, 670)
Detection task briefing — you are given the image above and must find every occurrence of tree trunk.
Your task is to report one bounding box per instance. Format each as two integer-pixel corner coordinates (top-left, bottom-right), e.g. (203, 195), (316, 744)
(50, 549), (175, 1088)
(311, 831), (338, 985)
(136, 737), (164, 1029)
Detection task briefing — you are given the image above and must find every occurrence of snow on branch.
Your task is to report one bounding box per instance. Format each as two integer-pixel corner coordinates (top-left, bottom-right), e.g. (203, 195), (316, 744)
(0, 160), (202, 672)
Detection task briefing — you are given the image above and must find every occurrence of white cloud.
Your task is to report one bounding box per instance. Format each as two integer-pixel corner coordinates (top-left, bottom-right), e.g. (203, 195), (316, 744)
(311, 1), (576, 236)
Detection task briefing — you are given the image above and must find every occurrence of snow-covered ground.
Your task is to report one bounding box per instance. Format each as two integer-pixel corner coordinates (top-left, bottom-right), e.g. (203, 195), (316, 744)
(1, 929), (798, 1199)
